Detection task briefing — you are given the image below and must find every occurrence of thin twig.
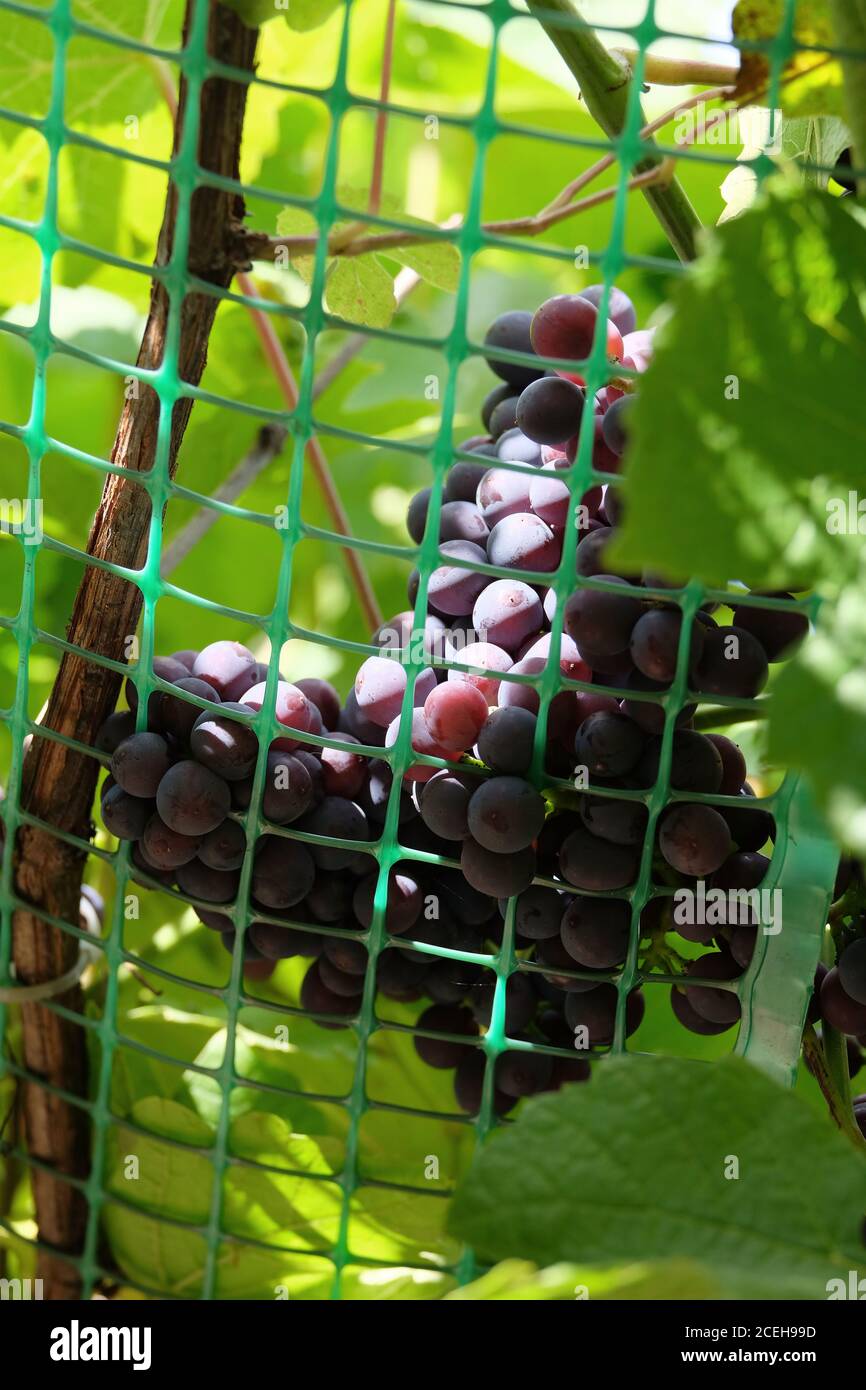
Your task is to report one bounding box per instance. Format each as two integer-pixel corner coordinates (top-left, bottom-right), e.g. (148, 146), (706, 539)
(245, 85), (730, 265)
(526, 0), (703, 261)
(161, 260), (426, 582)
(612, 48), (739, 88)
(160, 424), (288, 576)
(236, 270), (383, 632)
(369, 0), (397, 217)
(160, 70), (383, 633)
(802, 1023), (866, 1151)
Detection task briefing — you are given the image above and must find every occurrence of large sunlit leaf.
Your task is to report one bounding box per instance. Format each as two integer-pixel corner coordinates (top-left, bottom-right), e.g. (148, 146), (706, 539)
(770, 565), (866, 852)
(450, 1056), (866, 1299)
(612, 181), (866, 589)
(733, 0), (846, 118)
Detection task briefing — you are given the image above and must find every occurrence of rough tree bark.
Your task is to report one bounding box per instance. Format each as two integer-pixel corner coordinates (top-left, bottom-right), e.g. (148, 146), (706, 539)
(11, 0), (258, 1299)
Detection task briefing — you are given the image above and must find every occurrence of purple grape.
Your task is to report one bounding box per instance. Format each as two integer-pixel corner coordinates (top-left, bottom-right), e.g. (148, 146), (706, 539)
(101, 783), (154, 840)
(579, 794), (647, 846)
(192, 641), (257, 699)
(731, 594), (808, 661)
(414, 1003), (479, 1068)
(472, 579), (543, 653)
(141, 813), (202, 869)
(476, 467), (532, 527)
(684, 952), (742, 1025)
(175, 857), (239, 905)
(659, 804), (732, 877)
(578, 283), (637, 337)
(428, 540), (488, 617)
(352, 868), (422, 934)
(156, 677), (220, 742)
(563, 578), (644, 657)
(706, 734), (747, 795)
(487, 512), (561, 573)
(445, 458), (492, 504)
(560, 895), (631, 969)
(156, 759), (231, 836)
(630, 609), (705, 684)
(483, 310), (543, 390)
(300, 960), (359, 1026)
(198, 818), (246, 871)
(96, 710), (137, 754)
(510, 886), (565, 941)
(295, 677), (340, 730)
(320, 738), (367, 798)
(298, 796), (369, 870)
(477, 706), (537, 774)
(454, 1049), (516, 1116)
(461, 838), (536, 896)
(693, 626), (769, 699)
(407, 487), (432, 544)
(439, 500), (489, 546)
(635, 730), (723, 794)
(839, 939), (866, 1007)
(190, 704), (258, 781)
(670, 984), (733, 1036)
(467, 776), (546, 853)
(419, 768), (476, 840)
(110, 732), (171, 798)
(261, 749), (314, 824)
(252, 834), (315, 910)
(558, 826), (639, 891)
(516, 376), (585, 447)
(424, 682), (490, 753)
(564, 985), (644, 1046)
(821, 966), (866, 1034)
(574, 710), (645, 777)
(721, 786), (775, 852)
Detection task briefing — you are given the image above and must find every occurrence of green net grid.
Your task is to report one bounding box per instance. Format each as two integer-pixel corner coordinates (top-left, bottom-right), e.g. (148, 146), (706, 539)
(0, 0), (842, 1299)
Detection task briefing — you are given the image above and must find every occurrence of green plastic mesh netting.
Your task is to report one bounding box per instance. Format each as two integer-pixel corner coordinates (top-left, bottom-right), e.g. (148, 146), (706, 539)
(0, 0), (844, 1300)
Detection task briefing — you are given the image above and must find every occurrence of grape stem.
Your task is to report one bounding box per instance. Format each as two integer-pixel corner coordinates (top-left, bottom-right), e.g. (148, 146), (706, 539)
(692, 705), (765, 731)
(611, 48), (739, 88)
(802, 1023), (866, 1153)
(523, 0), (703, 262)
(242, 86), (729, 266)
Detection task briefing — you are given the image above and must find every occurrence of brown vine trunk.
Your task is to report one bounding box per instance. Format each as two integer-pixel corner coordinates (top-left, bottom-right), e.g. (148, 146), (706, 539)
(11, 1), (258, 1299)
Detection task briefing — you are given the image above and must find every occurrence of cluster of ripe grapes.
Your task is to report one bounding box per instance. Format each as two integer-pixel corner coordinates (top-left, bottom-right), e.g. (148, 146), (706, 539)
(94, 281), (862, 1118)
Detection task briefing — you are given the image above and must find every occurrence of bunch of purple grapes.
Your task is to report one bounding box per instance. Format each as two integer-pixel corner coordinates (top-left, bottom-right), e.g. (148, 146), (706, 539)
(95, 281), (834, 1118)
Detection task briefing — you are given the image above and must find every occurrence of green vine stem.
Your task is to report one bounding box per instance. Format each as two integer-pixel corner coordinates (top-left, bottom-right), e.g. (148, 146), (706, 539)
(525, 0), (702, 261)
(828, 0), (866, 177)
(803, 1024), (866, 1153)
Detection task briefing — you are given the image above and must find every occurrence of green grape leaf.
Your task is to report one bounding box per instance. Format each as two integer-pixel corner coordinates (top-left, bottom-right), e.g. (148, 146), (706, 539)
(611, 182), (866, 589)
(721, 114), (852, 223)
(326, 253), (397, 328)
(272, 189), (459, 321)
(446, 1257), (729, 1301)
(450, 1056), (866, 1299)
(386, 239), (461, 291)
(274, 203), (318, 283)
(284, 0), (343, 33)
(106, 1098), (214, 1225)
(0, 3), (181, 131)
(769, 565), (866, 852)
(781, 115), (851, 186)
(733, 0), (846, 118)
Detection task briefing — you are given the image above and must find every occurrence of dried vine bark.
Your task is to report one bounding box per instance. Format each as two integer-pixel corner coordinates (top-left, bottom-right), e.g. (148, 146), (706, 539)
(11, 0), (259, 1298)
